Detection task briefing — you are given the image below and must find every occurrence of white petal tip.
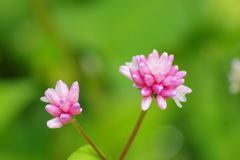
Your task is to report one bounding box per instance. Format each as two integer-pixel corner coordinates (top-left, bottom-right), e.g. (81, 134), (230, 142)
(47, 118), (63, 129)
(141, 96), (152, 111)
(40, 97), (49, 102)
(152, 49), (158, 53)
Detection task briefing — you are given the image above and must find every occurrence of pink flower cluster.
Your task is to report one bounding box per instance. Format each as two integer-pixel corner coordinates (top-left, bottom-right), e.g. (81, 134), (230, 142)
(119, 50), (192, 111)
(40, 80), (82, 128)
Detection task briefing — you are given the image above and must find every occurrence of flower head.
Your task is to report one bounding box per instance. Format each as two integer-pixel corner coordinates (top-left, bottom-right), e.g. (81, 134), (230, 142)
(119, 50), (192, 111)
(229, 58), (240, 94)
(41, 80), (82, 128)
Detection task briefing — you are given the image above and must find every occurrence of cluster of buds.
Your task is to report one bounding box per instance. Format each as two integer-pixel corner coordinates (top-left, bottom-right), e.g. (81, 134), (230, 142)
(41, 80), (82, 128)
(119, 50), (192, 110)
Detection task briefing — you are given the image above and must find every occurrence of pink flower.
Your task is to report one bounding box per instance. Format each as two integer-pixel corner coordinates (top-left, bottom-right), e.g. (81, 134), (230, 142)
(119, 50), (192, 111)
(40, 80), (82, 128)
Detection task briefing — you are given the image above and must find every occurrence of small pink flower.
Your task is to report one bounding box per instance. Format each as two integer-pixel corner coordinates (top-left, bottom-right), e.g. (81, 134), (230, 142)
(119, 50), (192, 111)
(40, 80), (82, 128)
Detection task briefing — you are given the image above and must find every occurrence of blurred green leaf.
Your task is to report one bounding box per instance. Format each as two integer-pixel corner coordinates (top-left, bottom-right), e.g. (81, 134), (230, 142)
(68, 145), (103, 160)
(0, 78), (38, 134)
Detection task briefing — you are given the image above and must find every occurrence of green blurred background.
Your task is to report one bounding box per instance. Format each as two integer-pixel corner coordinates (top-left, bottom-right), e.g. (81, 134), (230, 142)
(1, 0), (240, 159)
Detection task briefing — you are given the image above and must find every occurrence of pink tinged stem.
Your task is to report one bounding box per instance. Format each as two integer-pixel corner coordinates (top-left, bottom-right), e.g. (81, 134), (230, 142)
(118, 111), (147, 160)
(140, 86), (153, 97)
(132, 74), (145, 86)
(59, 113), (72, 125)
(45, 89), (60, 106)
(119, 66), (133, 80)
(152, 84), (163, 94)
(67, 82), (79, 104)
(167, 65), (179, 76)
(47, 117), (63, 128)
(141, 96), (152, 111)
(60, 98), (70, 112)
(154, 71), (166, 83)
(156, 95), (167, 110)
(144, 75), (155, 87)
(69, 103), (82, 115)
(160, 89), (177, 98)
(72, 118), (106, 160)
(175, 71), (187, 79)
(56, 80), (69, 98)
(139, 63), (152, 76)
(162, 76), (177, 86)
(45, 104), (62, 117)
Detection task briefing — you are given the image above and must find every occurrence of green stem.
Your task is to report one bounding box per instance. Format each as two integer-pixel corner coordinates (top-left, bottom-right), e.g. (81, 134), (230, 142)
(72, 118), (106, 160)
(118, 110), (147, 160)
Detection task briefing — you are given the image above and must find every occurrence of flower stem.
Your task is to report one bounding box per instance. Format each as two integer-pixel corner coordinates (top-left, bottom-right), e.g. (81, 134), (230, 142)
(72, 118), (106, 160)
(118, 110), (147, 160)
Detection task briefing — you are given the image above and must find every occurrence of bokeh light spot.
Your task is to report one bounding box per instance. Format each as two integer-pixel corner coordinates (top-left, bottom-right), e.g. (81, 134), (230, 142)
(149, 125), (183, 159)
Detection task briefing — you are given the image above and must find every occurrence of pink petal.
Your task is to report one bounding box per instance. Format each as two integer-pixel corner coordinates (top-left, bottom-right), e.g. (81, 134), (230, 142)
(167, 65), (179, 76)
(144, 75), (155, 87)
(170, 79), (185, 89)
(126, 56), (138, 69)
(133, 83), (141, 88)
(162, 61), (172, 73)
(60, 98), (70, 112)
(47, 117), (63, 129)
(147, 51), (167, 75)
(141, 96), (152, 111)
(56, 80), (69, 98)
(175, 71), (187, 79)
(156, 95), (167, 110)
(139, 55), (147, 64)
(129, 67), (140, 76)
(119, 66), (133, 80)
(132, 74), (145, 86)
(160, 89), (177, 98)
(45, 89), (60, 106)
(159, 52), (168, 64)
(162, 76), (177, 86)
(148, 50), (159, 61)
(69, 103), (82, 115)
(154, 71), (166, 83)
(140, 86), (153, 97)
(152, 84), (163, 94)
(168, 54), (174, 62)
(152, 49), (159, 57)
(45, 104), (62, 117)
(59, 113), (72, 125)
(135, 55), (147, 65)
(139, 63), (152, 76)
(67, 82), (79, 104)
